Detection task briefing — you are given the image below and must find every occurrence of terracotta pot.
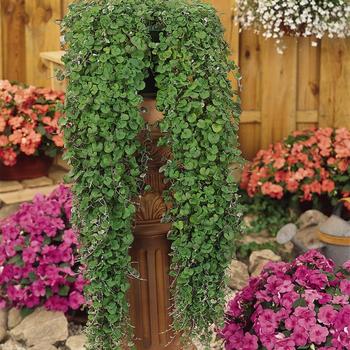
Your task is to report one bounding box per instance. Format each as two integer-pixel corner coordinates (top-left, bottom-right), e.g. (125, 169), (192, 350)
(0, 154), (53, 181)
(128, 96), (180, 349)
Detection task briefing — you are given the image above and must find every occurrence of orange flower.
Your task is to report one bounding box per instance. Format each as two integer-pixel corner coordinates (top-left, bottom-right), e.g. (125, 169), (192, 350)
(9, 130), (23, 144)
(321, 179), (335, 193)
(0, 116), (6, 132)
(52, 134), (64, 148)
(0, 135), (8, 147)
(8, 116), (24, 129)
(261, 182), (284, 199)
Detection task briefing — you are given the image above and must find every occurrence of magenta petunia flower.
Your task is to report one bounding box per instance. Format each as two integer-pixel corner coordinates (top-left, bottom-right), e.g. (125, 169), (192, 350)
(68, 291), (85, 310)
(309, 324), (329, 344)
(318, 305), (338, 326)
(220, 251), (350, 350)
(0, 185), (88, 312)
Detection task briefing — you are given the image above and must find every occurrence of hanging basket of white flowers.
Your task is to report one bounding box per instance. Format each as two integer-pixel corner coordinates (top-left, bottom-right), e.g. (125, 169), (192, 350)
(235, 0), (350, 45)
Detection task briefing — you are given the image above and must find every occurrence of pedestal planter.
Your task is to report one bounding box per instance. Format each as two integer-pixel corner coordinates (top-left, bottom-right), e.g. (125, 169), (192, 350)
(129, 96), (179, 350)
(0, 155), (53, 181)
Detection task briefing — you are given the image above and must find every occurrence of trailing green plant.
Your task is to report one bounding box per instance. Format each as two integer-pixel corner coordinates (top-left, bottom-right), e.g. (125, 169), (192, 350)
(61, 0), (241, 348)
(240, 191), (297, 237)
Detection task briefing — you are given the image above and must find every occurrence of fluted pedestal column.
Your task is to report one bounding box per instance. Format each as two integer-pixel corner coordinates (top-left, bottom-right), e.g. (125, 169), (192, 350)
(128, 97), (180, 350)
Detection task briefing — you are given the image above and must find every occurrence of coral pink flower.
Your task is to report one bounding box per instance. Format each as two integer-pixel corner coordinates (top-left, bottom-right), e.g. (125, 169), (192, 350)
(0, 117), (5, 132)
(321, 179), (335, 193)
(261, 182), (283, 199)
(0, 80), (64, 166)
(0, 135), (8, 147)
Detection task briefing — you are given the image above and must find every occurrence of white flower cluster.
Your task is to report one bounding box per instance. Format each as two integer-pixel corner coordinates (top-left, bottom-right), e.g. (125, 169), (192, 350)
(236, 0), (350, 41)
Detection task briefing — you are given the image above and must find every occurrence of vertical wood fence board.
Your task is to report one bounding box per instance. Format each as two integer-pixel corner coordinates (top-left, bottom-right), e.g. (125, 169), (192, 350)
(2, 0), (26, 82)
(260, 37), (297, 148)
(297, 37), (320, 131)
(0, 1), (3, 78)
(62, 0), (73, 16)
(240, 30), (261, 110)
(320, 39), (350, 129)
(25, 0), (62, 87)
(210, 0), (239, 92)
(239, 124), (261, 160)
(297, 37), (320, 111)
(238, 31), (261, 159)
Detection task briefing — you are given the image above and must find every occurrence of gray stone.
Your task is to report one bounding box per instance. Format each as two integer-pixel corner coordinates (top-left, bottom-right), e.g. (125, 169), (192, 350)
(240, 235), (274, 245)
(249, 249), (281, 276)
(8, 308), (22, 330)
(30, 343), (57, 350)
(276, 223), (297, 244)
(0, 204), (20, 220)
(66, 334), (87, 350)
(0, 339), (26, 350)
(10, 308), (68, 346)
(297, 210), (327, 229)
(0, 309), (7, 343)
(278, 241), (294, 255)
(0, 181), (23, 193)
(226, 260), (249, 290)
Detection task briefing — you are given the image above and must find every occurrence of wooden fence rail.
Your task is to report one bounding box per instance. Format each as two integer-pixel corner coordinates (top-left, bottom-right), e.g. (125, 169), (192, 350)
(0, 0), (349, 159)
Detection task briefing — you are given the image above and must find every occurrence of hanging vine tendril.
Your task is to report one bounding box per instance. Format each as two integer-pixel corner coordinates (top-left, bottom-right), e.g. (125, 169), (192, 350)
(61, 0), (242, 348)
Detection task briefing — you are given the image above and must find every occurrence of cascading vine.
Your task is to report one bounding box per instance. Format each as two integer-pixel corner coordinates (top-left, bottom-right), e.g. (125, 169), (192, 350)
(154, 2), (242, 339)
(61, 0), (242, 348)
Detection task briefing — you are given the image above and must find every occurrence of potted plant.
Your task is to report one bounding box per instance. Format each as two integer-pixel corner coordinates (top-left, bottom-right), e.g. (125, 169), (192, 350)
(61, 0), (242, 348)
(0, 80), (65, 181)
(221, 250), (350, 350)
(240, 128), (350, 236)
(235, 0), (350, 52)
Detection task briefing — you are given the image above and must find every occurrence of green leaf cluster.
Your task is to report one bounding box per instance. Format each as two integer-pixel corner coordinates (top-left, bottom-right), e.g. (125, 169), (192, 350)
(61, 0), (241, 348)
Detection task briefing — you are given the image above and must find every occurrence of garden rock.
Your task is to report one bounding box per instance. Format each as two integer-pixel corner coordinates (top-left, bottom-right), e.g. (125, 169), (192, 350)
(66, 334), (87, 350)
(276, 223), (297, 244)
(10, 308), (68, 346)
(278, 241), (294, 255)
(226, 260), (249, 290)
(249, 249), (281, 276)
(30, 343), (57, 350)
(297, 210), (327, 229)
(240, 235), (274, 245)
(242, 215), (257, 228)
(1, 339), (26, 350)
(0, 309), (7, 343)
(0, 203), (20, 220)
(8, 308), (22, 330)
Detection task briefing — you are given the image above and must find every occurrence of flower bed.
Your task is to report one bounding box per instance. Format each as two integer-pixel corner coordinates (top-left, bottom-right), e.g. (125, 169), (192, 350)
(241, 128), (350, 235)
(0, 185), (87, 313)
(221, 250), (350, 350)
(235, 0), (350, 41)
(0, 80), (64, 167)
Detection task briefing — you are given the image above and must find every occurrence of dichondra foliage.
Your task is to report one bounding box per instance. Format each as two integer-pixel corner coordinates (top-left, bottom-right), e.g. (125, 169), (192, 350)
(62, 0), (241, 348)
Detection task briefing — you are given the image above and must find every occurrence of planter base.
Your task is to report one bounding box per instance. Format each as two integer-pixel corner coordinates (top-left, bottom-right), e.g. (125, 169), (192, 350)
(0, 155), (53, 181)
(129, 220), (180, 350)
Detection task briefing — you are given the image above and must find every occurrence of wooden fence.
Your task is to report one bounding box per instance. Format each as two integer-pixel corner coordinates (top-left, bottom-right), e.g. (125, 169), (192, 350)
(0, 0), (349, 159)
